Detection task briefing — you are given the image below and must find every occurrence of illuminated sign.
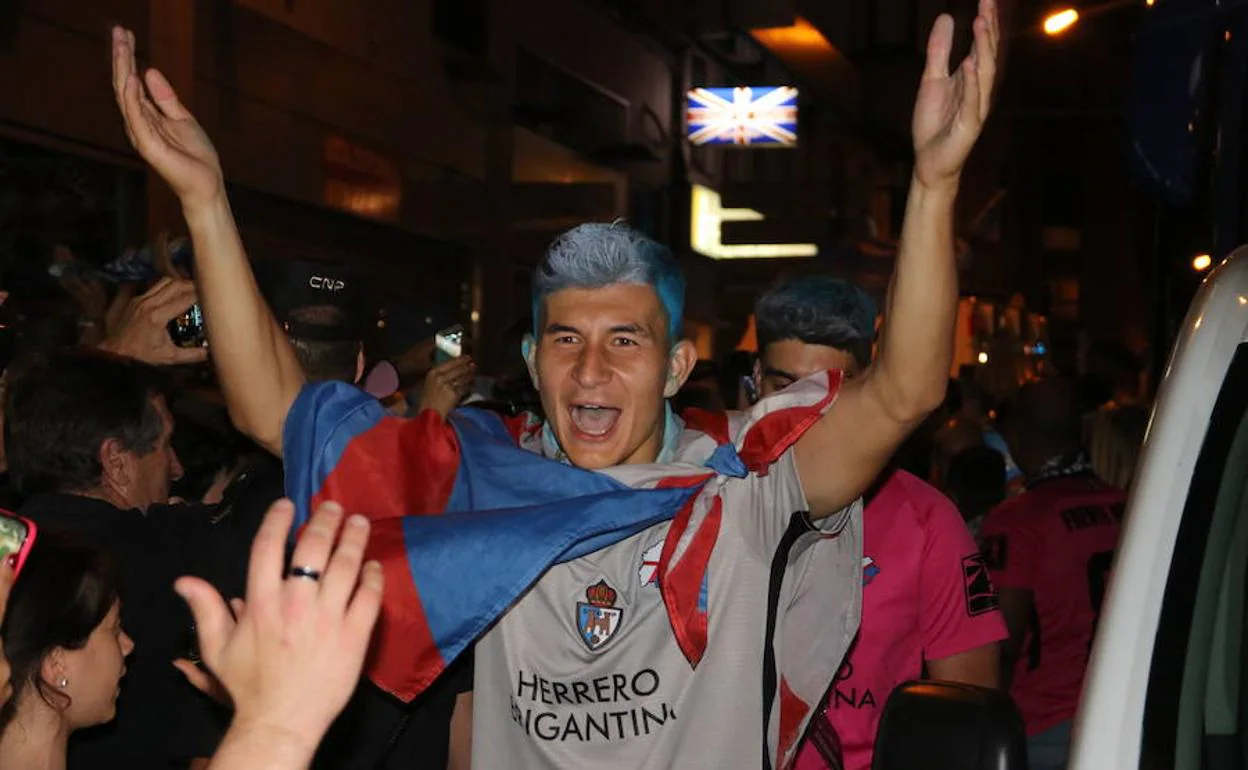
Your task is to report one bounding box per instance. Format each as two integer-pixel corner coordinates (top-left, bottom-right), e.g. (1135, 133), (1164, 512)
(323, 135), (402, 222)
(689, 184), (817, 259)
(685, 87), (798, 147)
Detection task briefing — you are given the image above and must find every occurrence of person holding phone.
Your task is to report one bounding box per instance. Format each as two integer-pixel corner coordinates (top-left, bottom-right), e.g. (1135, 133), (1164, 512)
(0, 534), (135, 770)
(99, 277), (208, 366)
(412, 353), (477, 417)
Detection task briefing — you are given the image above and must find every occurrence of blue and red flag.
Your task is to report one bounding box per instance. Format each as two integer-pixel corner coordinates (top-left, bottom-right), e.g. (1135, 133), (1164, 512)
(283, 372), (845, 708)
(284, 384), (717, 700)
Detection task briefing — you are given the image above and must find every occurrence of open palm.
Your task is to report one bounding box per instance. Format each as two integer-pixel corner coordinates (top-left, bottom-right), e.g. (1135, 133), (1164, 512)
(912, 0), (999, 190)
(111, 27), (223, 208)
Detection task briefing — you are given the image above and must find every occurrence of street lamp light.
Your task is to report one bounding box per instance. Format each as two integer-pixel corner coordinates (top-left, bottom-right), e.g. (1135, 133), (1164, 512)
(1043, 8), (1080, 35)
(1193, 254), (1213, 271)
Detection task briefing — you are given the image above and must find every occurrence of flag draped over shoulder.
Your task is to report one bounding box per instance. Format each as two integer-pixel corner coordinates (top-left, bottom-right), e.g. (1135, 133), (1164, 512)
(283, 371), (844, 707)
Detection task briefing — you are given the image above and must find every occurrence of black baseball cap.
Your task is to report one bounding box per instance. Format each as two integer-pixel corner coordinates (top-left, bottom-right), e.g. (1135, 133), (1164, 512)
(253, 258), (363, 321)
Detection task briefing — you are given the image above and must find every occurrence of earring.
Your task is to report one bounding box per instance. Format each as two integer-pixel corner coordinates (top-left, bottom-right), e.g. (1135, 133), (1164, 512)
(58, 677), (68, 688)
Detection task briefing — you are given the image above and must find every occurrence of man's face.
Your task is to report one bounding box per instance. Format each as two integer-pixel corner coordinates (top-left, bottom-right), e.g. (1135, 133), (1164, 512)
(130, 397), (182, 510)
(534, 283), (695, 470)
(758, 339), (862, 398)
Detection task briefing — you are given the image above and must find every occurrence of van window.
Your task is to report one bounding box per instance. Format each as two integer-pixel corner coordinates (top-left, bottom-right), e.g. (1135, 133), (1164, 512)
(1140, 344), (1248, 770)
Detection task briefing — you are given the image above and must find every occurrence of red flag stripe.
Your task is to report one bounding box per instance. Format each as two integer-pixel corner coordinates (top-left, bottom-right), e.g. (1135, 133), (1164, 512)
(658, 493), (723, 666)
(363, 519), (446, 701)
(737, 371), (842, 471)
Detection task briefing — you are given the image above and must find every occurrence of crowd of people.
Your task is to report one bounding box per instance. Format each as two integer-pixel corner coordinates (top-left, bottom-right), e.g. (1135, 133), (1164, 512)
(0, 2), (1146, 768)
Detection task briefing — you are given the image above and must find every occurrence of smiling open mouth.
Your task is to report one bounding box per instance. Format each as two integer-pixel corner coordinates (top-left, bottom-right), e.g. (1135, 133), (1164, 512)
(569, 405), (621, 438)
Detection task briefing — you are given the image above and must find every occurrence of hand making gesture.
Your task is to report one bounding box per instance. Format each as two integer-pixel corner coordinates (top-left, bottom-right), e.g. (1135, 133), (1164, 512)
(175, 500), (384, 768)
(111, 26), (223, 209)
(912, 0), (1000, 192)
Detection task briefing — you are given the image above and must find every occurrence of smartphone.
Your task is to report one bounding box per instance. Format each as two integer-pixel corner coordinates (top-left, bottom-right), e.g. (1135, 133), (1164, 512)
(167, 303), (207, 349)
(434, 324), (464, 364)
(0, 512), (36, 578)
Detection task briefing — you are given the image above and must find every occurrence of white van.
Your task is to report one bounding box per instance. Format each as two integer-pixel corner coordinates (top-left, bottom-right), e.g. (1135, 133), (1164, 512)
(874, 246), (1248, 770)
(1070, 245), (1248, 769)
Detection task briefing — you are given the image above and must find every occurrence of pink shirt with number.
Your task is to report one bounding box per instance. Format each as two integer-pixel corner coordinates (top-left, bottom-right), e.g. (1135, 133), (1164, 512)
(795, 471), (1008, 770)
(977, 474), (1124, 736)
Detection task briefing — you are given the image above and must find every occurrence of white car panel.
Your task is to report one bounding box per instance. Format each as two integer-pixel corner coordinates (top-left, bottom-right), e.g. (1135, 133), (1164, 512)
(1071, 248), (1248, 769)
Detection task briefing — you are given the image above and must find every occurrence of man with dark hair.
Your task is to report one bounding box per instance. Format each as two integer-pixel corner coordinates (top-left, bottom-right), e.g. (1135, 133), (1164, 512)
(978, 378), (1124, 770)
(945, 445), (1007, 536)
(755, 277), (877, 376)
(753, 276), (1006, 770)
(6, 348), (178, 508)
(5, 347), (217, 768)
(754, 276), (877, 388)
(284, 304), (365, 385)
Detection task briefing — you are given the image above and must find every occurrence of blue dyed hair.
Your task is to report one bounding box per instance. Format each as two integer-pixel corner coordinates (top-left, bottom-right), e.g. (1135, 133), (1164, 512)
(532, 223), (685, 344)
(754, 275), (878, 370)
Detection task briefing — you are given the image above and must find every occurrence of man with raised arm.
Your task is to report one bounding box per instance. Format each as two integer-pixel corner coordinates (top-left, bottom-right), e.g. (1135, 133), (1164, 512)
(111, 3), (997, 767)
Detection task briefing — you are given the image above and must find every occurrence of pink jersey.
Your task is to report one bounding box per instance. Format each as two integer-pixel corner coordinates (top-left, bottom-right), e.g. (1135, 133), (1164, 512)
(977, 474), (1124, 735)
(796, 471), (1008, 770)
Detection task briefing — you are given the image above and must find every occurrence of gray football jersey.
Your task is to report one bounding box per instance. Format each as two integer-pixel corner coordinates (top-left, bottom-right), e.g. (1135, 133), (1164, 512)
(471, 449), (862, 769)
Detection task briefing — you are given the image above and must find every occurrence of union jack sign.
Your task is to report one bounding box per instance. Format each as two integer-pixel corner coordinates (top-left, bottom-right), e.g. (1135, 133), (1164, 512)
(685, 86), (799, 147)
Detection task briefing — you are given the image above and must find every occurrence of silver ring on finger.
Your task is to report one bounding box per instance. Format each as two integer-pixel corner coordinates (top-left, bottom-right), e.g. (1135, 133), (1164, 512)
(288, 565), (322, 582)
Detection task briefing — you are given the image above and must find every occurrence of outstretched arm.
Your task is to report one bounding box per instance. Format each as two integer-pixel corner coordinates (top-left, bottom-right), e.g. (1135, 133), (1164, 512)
(797, 0), (999, 517)
(111, 27), (303, 454)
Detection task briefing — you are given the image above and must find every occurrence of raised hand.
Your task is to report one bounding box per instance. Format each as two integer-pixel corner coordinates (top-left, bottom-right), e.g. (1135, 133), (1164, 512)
(111, 27), (224, 209)
(912, 0), (999, 191)
(174, 499), (383, 756)
(419, 355), (477, 417)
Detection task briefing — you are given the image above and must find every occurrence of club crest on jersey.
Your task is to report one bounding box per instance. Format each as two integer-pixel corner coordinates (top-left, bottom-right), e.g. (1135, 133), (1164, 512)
(639, 541), (662, 588)
(576, 580), (623, 651)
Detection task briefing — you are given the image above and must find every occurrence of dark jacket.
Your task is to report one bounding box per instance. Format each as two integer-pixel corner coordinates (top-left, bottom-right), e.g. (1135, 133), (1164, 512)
(209, 456), (473, 769)
(20, 493), (224, 768)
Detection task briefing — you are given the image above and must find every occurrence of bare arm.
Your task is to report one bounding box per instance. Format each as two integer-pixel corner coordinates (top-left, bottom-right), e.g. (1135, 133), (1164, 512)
(110, 27), (302, 454)
(447, 692), (473, 770)
(185, 199), (303, 452)
(927, 644), (1001, 688)
(205, 724), (317, 770)
(796, 0), (998, 517)
(996, 587), (1033, 689)
(796, 181), (958, 516)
